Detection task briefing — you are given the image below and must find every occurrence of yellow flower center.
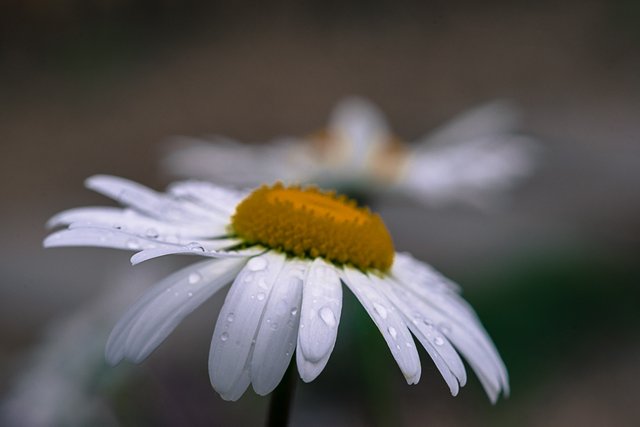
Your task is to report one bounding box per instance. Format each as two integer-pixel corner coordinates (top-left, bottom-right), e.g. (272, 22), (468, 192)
(231, 183), (395, 271)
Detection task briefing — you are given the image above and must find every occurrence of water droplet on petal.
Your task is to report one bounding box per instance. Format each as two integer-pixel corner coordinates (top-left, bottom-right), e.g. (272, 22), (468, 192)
(256, 292), (265, 301)
(220, 332), (229, 341)
(373, 302), (388, 319)
(227, 313), (235, 322)
(388, 326), (398, 339)
(319, 307), (337, 328)
(270, 322), (279, 331)
(290, 307), (298, 316)
(188, 272), (201, 284)
(434, 336), (444, 346)
(247, 257), (267, 271)
(188, 242), (205, 252)
(187, 292), (193, 297)
(145, 228), (159, 238)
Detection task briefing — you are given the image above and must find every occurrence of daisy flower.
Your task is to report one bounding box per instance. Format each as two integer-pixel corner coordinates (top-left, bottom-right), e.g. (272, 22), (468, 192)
(44, 175), (509, 402)
(164, 97), (537, 208)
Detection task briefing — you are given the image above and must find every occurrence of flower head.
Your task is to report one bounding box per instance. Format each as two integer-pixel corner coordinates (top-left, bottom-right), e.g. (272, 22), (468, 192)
(45, 175), (509, 402)
(164, 97), (537, 208)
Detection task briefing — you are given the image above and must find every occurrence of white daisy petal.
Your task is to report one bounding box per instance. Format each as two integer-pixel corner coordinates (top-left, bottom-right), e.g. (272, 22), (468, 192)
(342, 268), (421, 384)
(48, 206), (226, 238)
(375, 276), (467, 395)
(393, 252), (461, 293)
(105, 258), (246, 365)
(209, 252), (286, 400)
(44, 227), (156, 251)
(251, 259), (306, 395)
(85, 175), (212, 222)
(129, 240), (258, 265)
(295, 259), (342, 382)
(168, 180), (248, 215)
(390, 267), (508, 401)
(416, 100), (519, 149)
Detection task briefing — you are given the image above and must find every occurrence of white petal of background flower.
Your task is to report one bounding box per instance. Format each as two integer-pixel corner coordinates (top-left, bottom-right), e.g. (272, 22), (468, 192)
(209, 252), (286, 401)
(295, 258), (343, 382)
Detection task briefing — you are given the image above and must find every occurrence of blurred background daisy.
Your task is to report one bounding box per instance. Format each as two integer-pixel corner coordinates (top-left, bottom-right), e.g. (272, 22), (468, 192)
(2, 1), (640, 426)
(164, 97), (538, 210)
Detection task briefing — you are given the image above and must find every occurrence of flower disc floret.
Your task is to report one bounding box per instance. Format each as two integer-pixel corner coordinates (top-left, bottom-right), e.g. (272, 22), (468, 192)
(231, 183), (395, 271)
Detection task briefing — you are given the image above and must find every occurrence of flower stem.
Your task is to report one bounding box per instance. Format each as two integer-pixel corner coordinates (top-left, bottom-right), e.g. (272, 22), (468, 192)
(267, 361), (297, 427)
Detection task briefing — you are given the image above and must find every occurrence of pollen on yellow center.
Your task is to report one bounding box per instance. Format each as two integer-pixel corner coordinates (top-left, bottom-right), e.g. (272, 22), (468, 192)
(231, 183), (395, 271)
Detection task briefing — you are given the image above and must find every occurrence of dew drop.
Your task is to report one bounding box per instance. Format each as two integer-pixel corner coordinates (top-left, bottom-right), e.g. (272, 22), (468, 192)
(319, 307), (337, 328)
(290, 307), (298, 316)
(227, 313), (235, 323)
(434, 336), (444, 346)
(373, 302), (388, 319)
(220, 332), (229, 342)
(256, 292), (265, 301)
(188, 242), (205, 252)
(188, 272), (202, 284)
(145, 228), (159, 238)
(388, 326), (398, 339)
(247, 257), (267, 271)
(270, 322), (279, 331)
(187, 292), (193, 297)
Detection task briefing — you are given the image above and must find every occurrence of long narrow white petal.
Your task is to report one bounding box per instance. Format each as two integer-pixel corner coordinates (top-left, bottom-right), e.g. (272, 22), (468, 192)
(390, 258), (509, 401)
(295, 259), (342, 382)
(392, 257), (508, 393)
(396, 278), (504, 402)
(123, 258), (246, 363)
(392, 252), (461, 293)
(85, 175), (214, 222)
(416, 100), (519, 149)
(375, 276), (467, 395)
(251, 259), (306, 395)
(48, 206), (226, 238)
(209, 252), (286, 400)
(129, 240), (260, 265)
(342, 268), (421, 384)
(44, 227), (159, 251)
(168, 180), (247, 215)
(105, 258), (246, 365)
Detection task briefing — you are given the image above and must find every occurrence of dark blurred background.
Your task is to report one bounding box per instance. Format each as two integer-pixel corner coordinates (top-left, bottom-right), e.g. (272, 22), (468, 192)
(1, 1), (639, 426)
